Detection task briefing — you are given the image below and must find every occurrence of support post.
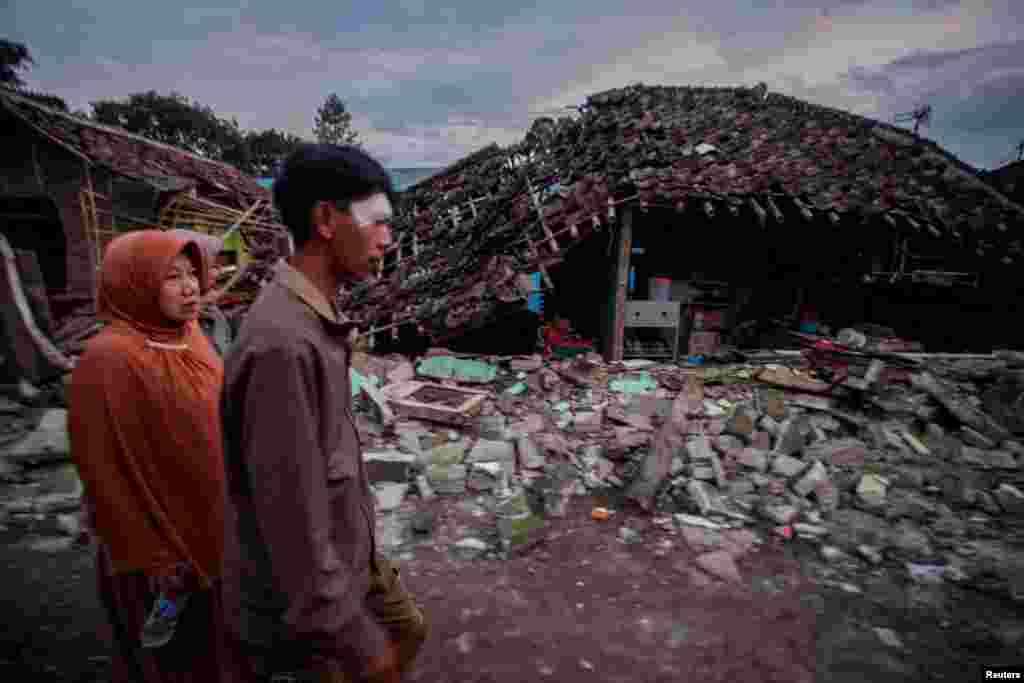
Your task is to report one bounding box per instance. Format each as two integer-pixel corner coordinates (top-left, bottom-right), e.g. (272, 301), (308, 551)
(606, 206), (633, 362)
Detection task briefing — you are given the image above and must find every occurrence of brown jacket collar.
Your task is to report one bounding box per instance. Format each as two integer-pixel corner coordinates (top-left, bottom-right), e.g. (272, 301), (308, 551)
(274, 260), (358, 340)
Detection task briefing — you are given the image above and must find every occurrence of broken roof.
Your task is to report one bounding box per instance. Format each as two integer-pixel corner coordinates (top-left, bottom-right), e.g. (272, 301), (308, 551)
(987, 160), (1024, 204)
(0, 86), (268, 209)
(345, 83), (1024, 343)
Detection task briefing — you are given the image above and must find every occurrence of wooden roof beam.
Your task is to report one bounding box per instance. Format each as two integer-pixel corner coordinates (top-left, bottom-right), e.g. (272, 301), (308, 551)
(749, 198), (767, 229)
(791, 196), (814, 221)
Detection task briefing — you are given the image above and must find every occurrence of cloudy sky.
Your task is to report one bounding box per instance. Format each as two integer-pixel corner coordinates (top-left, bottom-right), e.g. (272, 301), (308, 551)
(4, 0), (1023, 170)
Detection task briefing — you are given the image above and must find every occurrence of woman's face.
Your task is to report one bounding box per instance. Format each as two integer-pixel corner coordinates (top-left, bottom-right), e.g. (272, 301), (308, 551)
(159, 252), (201, 323)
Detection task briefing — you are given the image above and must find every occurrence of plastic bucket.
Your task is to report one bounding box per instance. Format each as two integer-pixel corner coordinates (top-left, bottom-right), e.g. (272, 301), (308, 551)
(649, 277), (672, 302)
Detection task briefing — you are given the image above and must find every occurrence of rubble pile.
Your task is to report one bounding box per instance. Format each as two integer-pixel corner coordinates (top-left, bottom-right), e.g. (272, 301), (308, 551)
(3, 345), (1024, 599)
(348, 347), (1024, 597)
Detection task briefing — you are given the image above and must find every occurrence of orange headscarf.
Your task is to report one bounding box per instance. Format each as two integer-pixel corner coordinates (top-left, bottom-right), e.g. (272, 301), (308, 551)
(68, 230), (225, 586)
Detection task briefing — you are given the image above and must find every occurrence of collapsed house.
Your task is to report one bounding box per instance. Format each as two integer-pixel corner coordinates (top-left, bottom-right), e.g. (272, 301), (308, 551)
(0, 86), (288, 385)
(347, 84), (1024, 358)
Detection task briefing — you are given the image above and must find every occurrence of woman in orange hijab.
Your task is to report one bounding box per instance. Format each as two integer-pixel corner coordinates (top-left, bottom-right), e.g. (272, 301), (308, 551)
(68, 230), (226, 682)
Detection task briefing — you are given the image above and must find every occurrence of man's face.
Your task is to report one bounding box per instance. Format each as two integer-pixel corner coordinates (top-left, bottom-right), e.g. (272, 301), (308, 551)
(320, 193), (394, 280)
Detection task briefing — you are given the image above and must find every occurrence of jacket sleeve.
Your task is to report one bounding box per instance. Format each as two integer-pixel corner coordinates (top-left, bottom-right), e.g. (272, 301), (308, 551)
(234, 343), (388, 666)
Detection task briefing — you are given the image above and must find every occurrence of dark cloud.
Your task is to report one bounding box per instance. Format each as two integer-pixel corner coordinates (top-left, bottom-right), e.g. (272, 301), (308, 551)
(3, 0), (1022, 168)
(847, 39), (1024, 168)
(882, 39), (1024, 71)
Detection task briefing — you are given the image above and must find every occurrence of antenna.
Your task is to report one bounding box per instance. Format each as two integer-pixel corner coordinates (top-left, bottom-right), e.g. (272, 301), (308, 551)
(527, 105), (586, 117)
(895, 105), (932, 135)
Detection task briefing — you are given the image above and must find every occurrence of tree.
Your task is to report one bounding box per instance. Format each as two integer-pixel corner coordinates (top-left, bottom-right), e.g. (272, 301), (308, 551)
(1, 40), (70, 111)
(0, 39), (32, 87)
(313, 93), (360, 146)
(224, 128), (305, 176)
(91, 91), (245, 160)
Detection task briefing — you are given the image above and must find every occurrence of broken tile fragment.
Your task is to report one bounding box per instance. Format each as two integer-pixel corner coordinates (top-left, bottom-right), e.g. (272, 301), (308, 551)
(773, 416), (812, 457)
(804, 439), (869, 467)
(508, 413), (546, 436)
(686, 480), (718, 516)
(606, 405), (654, 431)
(995, 483), (1024, 515)
(960, 447), (1018, 470)
(479, 415), (508, 440)
(686, 436), (715, 462)
(814, 479), (840, 512)
(759, 415), (781, 436)
(737, 448), (769, 473)
(681, 526), (722, 553)
(771, 453), (806, 479)
(751, 431), (772, 450)
(793, 460), (829, 497)
(427, 464), (468, 495)
(760, 503), (799, 525)
(516, 437), (547, 470)
(572, 410), (604, 434)
(695, 551), (742, 584)
(960, 426), (996, 449)
(509, 356), (543, 372)
(373, 483), (409, 512)
(415, 474), (436, 501)
(724, 406), (757, 441)
(857, 473), (888, 508)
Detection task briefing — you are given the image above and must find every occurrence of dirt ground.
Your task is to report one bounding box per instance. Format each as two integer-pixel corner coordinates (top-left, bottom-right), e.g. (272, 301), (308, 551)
(1, 494), (1022, 682)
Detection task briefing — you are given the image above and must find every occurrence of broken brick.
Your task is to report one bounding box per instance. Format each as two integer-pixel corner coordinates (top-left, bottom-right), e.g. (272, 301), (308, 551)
(805, 438), (870, 468)
(792, 460), (830, 497)
(760, 502), (800, 525)
(751, 431), (772, 451)
(606, 405), (654, 431)
(737, 448), (769, 473)
(771, 453), (806, 479)
(724, 406), (757, 441)
(516, 437), (547, 470)
(773, 416), (813, 457)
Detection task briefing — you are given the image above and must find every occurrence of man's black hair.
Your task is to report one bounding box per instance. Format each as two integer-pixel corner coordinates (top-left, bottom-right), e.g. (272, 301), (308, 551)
(272, 144), (395, 248)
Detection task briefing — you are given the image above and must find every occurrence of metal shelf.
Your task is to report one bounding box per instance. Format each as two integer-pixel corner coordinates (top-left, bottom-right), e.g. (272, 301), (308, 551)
(624, 300), (680, 362)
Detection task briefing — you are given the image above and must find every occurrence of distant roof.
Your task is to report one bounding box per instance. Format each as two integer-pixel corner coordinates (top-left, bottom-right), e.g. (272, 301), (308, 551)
(0, 86), (268, 209)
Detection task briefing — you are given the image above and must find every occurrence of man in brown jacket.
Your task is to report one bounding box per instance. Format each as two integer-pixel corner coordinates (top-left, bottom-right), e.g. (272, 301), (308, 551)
(221, 144), (426, 683)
